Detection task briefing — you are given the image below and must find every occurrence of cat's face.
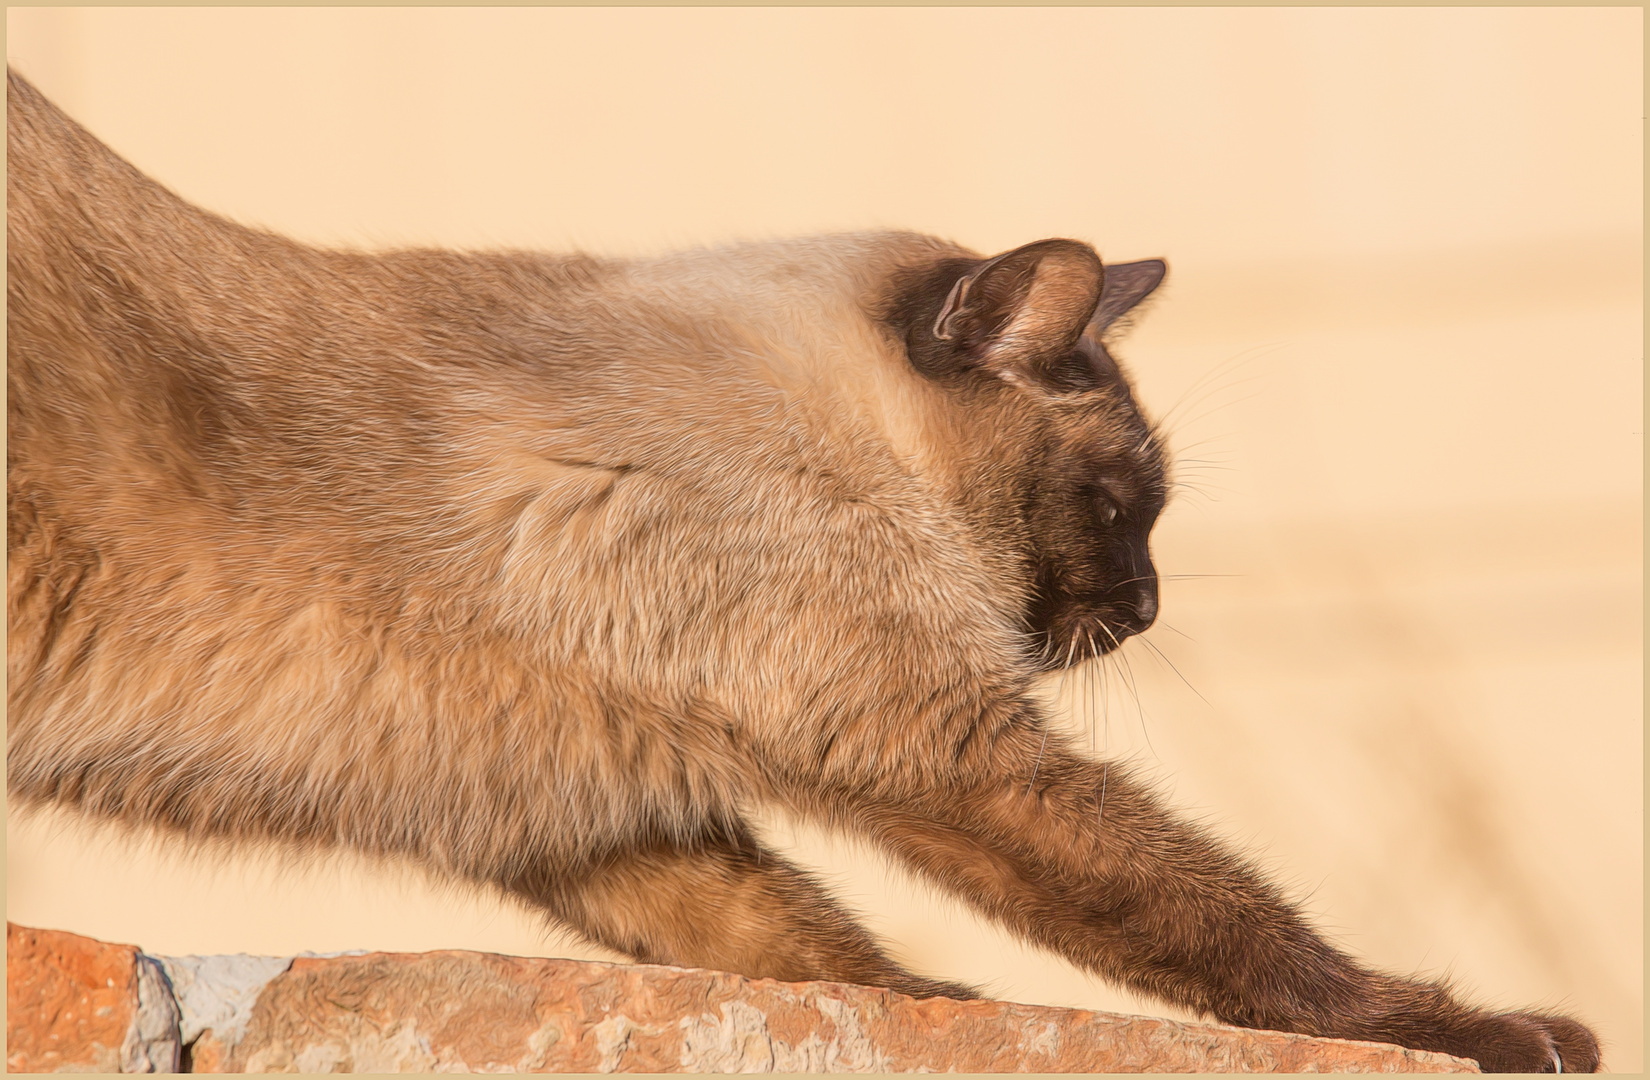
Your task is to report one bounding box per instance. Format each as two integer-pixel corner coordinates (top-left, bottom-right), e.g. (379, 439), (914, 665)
(1021, 332), (1168, 668)
(886, 242), (1168, 670)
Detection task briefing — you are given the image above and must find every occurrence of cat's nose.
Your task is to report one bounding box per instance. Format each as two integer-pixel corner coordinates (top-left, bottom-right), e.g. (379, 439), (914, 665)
(1132, 586), (1157, 627)
(1114, 578), (1157, 635)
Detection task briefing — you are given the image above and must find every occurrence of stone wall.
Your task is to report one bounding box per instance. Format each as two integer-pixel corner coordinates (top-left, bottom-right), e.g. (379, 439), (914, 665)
(6, 924), (1479, 1073)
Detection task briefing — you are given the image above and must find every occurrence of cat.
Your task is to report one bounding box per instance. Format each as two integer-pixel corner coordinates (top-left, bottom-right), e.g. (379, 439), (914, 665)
(5, 70), (1598, 1073)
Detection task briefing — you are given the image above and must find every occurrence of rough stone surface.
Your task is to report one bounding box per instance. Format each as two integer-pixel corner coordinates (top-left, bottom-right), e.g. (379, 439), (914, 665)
(6, 923), (180, 1073)
(155, 954), (294, 1048)
(7, 924), (1482, 1073)
(186, 949), (1481, 1074)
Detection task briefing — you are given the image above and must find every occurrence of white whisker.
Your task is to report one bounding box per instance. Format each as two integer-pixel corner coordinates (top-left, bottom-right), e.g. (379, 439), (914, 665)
(1031, 634), (1079, 793)
(1138, 634), (1210, 706)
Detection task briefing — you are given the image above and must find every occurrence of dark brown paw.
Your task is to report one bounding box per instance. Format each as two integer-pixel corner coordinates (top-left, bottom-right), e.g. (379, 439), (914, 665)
(1452, 1011), (1600, 1073)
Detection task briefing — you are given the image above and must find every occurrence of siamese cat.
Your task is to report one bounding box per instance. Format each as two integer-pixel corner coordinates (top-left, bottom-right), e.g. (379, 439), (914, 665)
(6, 71), (1599, 1072)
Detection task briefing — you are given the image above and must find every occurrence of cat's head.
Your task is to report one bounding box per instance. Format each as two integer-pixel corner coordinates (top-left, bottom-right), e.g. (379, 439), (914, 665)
(885, 239), (1168, 669)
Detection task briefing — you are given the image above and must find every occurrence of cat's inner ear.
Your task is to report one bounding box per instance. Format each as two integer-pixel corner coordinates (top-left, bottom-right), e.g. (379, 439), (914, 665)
(933, 239), (1104, 388)
(1089, 259), (1166, 336)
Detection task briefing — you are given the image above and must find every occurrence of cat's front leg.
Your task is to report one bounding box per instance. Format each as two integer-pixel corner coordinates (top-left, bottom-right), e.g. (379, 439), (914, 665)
(499, 818), (974, 1002)
(797, 712), (1600, 1073)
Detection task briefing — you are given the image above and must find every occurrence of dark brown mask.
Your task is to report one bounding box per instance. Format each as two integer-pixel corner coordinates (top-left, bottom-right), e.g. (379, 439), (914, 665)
(886, 241), (1168, 668)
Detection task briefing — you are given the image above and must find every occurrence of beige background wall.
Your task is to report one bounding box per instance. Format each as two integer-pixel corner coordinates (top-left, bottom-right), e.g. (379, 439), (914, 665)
(6, 7), (1642, 1070)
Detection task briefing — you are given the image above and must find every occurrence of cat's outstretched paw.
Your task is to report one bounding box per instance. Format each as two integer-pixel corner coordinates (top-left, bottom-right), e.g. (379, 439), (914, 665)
(1448, 1010), (1600, 1073)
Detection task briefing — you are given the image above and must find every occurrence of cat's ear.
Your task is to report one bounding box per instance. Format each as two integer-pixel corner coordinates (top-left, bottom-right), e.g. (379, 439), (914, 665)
(930, 238), (1104, 388)
(1090, 259), (1166, 336)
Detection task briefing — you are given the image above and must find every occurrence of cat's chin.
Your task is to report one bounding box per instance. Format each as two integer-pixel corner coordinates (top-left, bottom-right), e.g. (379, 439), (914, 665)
(1028, 615), (1144, 671)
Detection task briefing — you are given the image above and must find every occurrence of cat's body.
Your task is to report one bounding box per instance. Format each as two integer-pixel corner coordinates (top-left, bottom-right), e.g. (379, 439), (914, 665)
(5, 71), (1599, 1072)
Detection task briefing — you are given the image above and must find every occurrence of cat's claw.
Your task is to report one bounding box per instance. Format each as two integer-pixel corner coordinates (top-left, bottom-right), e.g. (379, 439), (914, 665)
(1474, 1011), (1600, 1073)
(1369, 1006), (1597, 1073)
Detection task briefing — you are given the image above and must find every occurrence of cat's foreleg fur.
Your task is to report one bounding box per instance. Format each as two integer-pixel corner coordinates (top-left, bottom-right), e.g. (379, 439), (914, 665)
(784, 708), (1599, 1073)
(500, 819), (974, 1001)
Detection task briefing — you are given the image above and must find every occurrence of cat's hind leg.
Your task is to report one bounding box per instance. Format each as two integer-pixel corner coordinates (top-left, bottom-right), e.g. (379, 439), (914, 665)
(500, 821), (974, 1001)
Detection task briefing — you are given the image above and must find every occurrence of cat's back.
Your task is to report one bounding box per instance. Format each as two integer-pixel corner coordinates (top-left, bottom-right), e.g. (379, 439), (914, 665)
(6, 69), (978, 647)
(7, 66), (950, 505)
(7, 69), (626, 571)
